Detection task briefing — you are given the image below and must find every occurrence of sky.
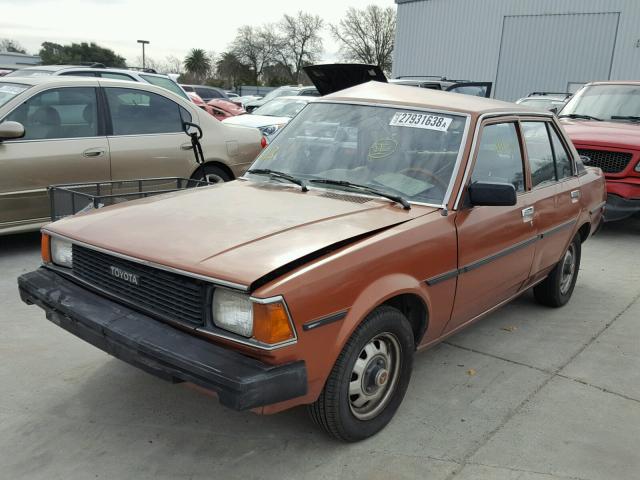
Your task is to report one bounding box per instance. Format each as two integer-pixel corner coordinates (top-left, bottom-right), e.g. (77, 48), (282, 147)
(0, 0), (395, 67)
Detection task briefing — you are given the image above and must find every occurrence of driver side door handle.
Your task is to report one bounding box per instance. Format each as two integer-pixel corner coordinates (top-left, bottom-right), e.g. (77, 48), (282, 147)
(83, 148), (105, 158)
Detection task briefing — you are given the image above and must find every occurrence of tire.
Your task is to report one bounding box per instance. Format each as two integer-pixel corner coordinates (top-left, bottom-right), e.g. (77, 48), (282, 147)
(308, 306), (414, 442)
(534, 236), (581, 308)
(192, 164), (232, 184)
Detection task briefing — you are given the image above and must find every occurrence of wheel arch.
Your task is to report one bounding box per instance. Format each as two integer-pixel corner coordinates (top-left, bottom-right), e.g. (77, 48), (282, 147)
(577, 221), (591, 243)
(190, 160), (235, 181)
(336, 274), (431, 352)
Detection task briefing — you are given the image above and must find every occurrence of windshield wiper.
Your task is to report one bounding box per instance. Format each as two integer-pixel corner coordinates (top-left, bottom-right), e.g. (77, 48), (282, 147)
(559, 113), (603, 121)
(246, 168), (307, 192)
(611, 115), (640, 122)
(309, 178), (411, 210)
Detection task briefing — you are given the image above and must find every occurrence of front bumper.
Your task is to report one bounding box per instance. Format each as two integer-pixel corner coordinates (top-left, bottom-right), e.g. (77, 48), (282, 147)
(18, 268), (307, 411)
(604, 194), (640, 222)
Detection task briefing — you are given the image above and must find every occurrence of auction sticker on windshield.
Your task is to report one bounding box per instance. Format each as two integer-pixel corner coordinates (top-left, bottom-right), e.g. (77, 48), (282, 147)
(389, 112), (452, 132)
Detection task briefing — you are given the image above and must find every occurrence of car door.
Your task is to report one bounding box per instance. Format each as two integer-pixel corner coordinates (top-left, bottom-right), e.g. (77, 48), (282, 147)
(520, 120), (582, 276)
(103, 86), (198, 181)
(446, 82), (493, 98)
(0, 86), (110, 227)
(446, 120), (536, 332)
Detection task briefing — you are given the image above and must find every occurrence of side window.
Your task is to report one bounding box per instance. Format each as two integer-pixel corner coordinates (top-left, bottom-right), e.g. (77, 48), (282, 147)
(105, 87), (186, 135)
(471, 122), (525, 192)
(100, 72), (135, 81)
(5, 87), (99, 140)
(548, 126), (573, 179)
(522, 122), (556, 188)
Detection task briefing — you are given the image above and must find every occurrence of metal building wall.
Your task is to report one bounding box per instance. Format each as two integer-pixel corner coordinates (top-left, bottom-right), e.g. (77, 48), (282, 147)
(393, 0), (640, 100)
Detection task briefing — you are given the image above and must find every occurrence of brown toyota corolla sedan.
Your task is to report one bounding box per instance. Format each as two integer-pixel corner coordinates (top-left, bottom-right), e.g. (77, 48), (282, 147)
(19, 81), (606, 441)
(0, 76), (262, 235)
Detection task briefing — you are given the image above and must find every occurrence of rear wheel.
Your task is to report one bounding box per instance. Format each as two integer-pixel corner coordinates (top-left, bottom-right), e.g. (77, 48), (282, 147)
(534, 236), (581, 307)
(308, 306), (414, 442)
(193, 164), (231, 184)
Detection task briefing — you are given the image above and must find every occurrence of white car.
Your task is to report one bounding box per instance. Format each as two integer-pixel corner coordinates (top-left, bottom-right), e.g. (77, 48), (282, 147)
(222, 96), (313, 141)
(6, 64), (189, 101)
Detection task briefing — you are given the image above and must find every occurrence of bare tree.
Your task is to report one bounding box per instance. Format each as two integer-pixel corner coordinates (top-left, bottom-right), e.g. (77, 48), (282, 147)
(231, 25), (280, 85)
(330, 5), (396, 73)
(0, 38), (26, 54)
(279, 12), (324, 84)
(164, 55), (183, 74)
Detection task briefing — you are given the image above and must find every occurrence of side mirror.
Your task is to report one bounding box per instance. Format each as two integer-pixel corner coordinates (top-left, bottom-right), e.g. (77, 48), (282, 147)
(0, 121), (25, 141)
(468, 181), (517, 206)
(549, 107), (559, 115)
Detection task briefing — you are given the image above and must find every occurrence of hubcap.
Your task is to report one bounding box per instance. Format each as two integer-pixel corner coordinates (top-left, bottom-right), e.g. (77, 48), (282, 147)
(348, 332), (401, 421)
(560, 244), (576, 295)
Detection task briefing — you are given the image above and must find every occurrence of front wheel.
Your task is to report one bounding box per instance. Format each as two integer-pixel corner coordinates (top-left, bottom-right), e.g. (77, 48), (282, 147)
(308, 306), (414, 442)
(534, 236), (581, 307)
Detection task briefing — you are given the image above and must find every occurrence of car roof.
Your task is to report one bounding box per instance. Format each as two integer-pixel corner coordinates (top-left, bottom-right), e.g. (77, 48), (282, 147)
(0, 75), (191, 100)
(322, 81), (538, 116)
(12, 65), (168, 78)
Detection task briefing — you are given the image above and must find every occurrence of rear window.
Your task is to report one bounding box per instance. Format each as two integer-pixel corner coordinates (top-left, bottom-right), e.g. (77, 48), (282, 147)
(140, 75), (189, 100)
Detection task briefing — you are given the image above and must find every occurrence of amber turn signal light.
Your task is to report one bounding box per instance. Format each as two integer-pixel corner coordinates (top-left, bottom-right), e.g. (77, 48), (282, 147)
(253, 301), (294, 344)
(41, 233), (51, 263)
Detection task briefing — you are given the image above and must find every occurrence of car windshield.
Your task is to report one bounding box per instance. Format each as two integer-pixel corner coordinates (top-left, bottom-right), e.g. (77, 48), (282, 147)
(561, 84), (640, 122)
(140, 75), (189, 100)
(0, 83), (30, 107)
(261, 88), (296, 102)
(519, 98), (560, 110)
(5, 69), (54, 77)
(252, 98), (309, 118)
(249, 103), (467, 205)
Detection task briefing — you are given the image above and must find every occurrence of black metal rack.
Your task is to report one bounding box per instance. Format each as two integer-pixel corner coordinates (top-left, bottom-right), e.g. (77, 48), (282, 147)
(48, 177), (211, 221)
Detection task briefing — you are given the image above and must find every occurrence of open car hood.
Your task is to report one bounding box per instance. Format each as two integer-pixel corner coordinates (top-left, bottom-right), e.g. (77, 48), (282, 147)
(303, 64), (387, 96)
(46, 181), (435, 290)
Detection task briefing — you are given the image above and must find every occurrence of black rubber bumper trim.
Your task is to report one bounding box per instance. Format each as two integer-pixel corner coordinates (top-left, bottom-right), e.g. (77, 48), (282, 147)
(603, 194), (640, 222)
(18, 268), (307, 411)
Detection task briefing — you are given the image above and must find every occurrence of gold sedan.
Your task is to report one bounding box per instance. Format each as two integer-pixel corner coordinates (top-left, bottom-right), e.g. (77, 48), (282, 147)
(0, 76), (262, 235)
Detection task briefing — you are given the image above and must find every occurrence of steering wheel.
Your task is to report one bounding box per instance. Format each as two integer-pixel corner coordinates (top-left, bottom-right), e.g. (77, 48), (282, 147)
(399, 167), (449, 191)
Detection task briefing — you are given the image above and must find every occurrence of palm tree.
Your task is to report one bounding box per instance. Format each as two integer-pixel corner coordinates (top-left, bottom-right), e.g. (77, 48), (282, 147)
(183, 48), (211, 83)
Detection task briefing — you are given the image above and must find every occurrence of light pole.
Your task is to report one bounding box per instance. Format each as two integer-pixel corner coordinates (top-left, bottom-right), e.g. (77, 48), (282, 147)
(137, 40), (149, 69)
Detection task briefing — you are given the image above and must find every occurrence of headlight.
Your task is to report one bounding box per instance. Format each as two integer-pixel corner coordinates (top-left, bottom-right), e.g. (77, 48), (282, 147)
(212, 288), (253, 337)
(635, 160), (640, 173)
(51, 237), (73, 268)
(211, 289), (296, 344)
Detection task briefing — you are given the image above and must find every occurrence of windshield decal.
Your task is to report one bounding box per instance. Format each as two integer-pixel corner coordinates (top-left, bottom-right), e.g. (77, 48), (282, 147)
(389, 112), (452, 132)
(368, 138), (397, 159)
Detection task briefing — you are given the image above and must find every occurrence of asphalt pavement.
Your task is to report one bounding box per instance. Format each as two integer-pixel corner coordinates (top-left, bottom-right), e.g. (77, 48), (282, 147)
(1, 217), (639, 480)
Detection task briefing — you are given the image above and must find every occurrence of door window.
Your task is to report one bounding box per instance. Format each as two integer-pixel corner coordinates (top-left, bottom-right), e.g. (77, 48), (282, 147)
(521, 122), (556, 188)
(548, 126), (573, 179)
(105, 87), (189, 135)
(4, 87), (99, 140)
(471, 122), (525, 192)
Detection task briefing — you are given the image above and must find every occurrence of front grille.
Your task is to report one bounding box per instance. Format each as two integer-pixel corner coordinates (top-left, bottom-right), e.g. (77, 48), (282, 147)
(577, 148), (633, 174)
(72, 245), (207, 327)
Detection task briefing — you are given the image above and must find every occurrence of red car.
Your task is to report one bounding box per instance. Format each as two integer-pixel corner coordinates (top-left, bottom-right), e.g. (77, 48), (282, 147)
(560, 81), (640, 221)
(206, 98), (245, 121)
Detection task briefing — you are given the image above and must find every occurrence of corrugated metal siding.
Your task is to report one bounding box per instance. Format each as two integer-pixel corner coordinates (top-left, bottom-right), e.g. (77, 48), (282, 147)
(495, 13), (620, 100)
(393, 0), (640, 99)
